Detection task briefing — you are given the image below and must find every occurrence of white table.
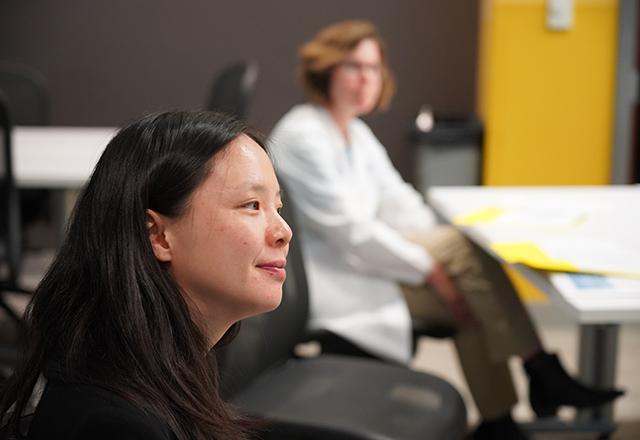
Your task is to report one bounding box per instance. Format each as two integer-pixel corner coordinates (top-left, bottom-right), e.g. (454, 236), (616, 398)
(427, 185), (640, 436)
(14, 126), (116, 188)
(13, 126), (116, 243)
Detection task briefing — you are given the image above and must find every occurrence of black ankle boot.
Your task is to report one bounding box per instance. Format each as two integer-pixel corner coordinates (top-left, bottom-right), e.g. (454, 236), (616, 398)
(472, 414), (528, 440)
(524, 352), (624, 417)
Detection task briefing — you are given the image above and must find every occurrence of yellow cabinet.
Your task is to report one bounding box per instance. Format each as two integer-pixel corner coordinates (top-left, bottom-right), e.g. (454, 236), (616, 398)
(478, 0), (618, 185)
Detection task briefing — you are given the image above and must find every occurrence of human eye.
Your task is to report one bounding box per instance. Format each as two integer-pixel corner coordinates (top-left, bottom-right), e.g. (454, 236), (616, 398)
(275, 195), (284, 214)
(368, 63), (382, 74)
(341, 61), (359, 72)
(242, 200), (260, 210)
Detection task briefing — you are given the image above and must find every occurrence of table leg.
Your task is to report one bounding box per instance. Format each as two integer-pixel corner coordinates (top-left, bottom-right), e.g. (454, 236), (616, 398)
(576, 323), (620, 423)
(50, 189), (80, 246)
(50, 190), (66, 246)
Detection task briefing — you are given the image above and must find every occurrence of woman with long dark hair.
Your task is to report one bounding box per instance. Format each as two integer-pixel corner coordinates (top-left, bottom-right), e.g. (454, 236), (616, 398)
(1, 111), (292, 439)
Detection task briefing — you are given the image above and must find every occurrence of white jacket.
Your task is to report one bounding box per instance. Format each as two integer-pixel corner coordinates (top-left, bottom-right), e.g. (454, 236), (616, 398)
(270, 104), (437, 363)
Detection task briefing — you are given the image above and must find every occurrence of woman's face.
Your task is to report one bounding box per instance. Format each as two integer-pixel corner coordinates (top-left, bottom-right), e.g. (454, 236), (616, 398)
(328, 38), (383, 118)
(154, 135), (292, 341)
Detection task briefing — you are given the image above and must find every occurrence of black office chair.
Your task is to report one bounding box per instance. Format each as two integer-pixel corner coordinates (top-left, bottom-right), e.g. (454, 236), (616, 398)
(0, 93), (31, 306)
(0, 62), (49, 127)
(305, 317), (455, 361)
(0, 92), (32, 378)
(216, 188), (467, 440)
(205, 60), (259, 121)
(0, 62), (52, 250)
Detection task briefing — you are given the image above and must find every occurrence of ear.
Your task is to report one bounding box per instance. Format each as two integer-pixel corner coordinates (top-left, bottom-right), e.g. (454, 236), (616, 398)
(146, 209), (172, 262)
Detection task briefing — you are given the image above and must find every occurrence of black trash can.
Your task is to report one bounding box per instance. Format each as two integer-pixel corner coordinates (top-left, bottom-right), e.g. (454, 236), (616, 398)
(411, 109), (484, 193)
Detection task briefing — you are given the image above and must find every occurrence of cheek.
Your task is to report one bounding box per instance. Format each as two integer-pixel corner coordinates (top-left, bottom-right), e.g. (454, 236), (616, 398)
(220, 224), (260, 258)
(342, 75), (359, 91)
(331, 72), (351, 95)
(368, 75), (382, 93)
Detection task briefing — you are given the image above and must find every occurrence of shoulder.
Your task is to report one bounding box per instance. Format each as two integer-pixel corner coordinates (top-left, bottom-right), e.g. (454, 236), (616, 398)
(350, 117), (381, 145)
(271, 103), (333, 144)
(28, 380), (174, 440)
(349, 117), (389, 160)
(270, 104), (341, 170)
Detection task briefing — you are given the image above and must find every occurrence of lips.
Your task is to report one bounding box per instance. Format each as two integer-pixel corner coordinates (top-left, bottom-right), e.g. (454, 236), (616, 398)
(256, 260), (287, 281)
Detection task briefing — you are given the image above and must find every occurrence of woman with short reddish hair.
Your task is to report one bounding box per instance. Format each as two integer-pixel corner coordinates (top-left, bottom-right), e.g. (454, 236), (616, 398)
(271, 20), (623, 440)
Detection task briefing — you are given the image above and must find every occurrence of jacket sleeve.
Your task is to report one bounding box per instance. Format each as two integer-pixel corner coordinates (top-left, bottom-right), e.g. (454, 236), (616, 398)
(272, 129), (433, 285)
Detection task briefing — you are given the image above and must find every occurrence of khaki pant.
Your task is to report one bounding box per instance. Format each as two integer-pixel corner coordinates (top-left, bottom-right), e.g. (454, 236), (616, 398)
(401, 225), (541, 419)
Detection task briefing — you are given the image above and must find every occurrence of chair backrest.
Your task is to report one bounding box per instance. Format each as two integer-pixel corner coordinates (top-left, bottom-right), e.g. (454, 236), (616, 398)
(216, 184), (309, 398)
(0, 62), (49, 126)
(205, 60), (259, 121)
(0, 92), (22, 284)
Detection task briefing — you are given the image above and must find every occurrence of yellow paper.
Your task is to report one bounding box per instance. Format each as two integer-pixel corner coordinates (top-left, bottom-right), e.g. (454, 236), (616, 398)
(490, 242), (578, 272)
(454, 207), (505, 225)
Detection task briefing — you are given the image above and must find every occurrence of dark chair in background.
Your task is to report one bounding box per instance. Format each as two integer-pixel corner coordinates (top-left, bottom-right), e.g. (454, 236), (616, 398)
(304, 322), (455, 361)
(216, 187), (467, 440)
(0, 62), (52, 250)
(0, 92), (32, 378)
(306, 317), (456, 361)
(206, 60), (259, 121)
(0, 62), (49, 126)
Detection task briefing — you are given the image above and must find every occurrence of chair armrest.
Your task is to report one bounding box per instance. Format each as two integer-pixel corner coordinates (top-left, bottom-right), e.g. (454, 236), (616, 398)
(412, 318), (456, 339)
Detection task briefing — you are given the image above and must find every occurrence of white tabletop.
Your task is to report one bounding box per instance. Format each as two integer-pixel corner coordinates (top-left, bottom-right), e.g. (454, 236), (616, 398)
(427, 185), (640, 324)
(13, 126), (117, 189)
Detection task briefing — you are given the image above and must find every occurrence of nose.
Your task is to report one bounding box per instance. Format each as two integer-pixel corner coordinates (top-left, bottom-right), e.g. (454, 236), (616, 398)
(359, 67), (371, 82)
(267, 212), (293, 248)
(359, 69), (379, 87)
(358, 61), (378, 76)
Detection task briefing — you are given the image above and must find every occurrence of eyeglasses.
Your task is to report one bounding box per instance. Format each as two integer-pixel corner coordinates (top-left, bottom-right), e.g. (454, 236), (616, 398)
(339, 60), (382, 75)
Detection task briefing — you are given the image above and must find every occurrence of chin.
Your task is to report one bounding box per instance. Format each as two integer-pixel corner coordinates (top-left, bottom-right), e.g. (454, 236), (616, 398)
(255, 289), (284, 314)
(356, 102), (377, 116)
(265, 291), (284, 312)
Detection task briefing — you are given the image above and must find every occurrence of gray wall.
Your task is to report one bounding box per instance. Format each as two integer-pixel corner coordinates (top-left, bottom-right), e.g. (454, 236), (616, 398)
(0, 0), (479, 180)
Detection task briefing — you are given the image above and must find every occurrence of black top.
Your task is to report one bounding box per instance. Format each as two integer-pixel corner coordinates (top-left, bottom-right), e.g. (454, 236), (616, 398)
(27, 379), (176, 440)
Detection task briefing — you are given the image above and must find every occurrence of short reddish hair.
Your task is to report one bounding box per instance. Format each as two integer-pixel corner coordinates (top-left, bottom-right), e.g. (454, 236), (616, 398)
(297, 20), (395, 111)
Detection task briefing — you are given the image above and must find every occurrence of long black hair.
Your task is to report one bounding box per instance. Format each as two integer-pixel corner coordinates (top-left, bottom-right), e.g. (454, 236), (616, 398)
(1, 111), (262, 439)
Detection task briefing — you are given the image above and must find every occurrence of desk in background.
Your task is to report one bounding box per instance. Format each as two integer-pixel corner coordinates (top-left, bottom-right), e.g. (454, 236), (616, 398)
(13, 126), (116, 242)
(427, 185), (640, 437)
(14, 126), (116, 188)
